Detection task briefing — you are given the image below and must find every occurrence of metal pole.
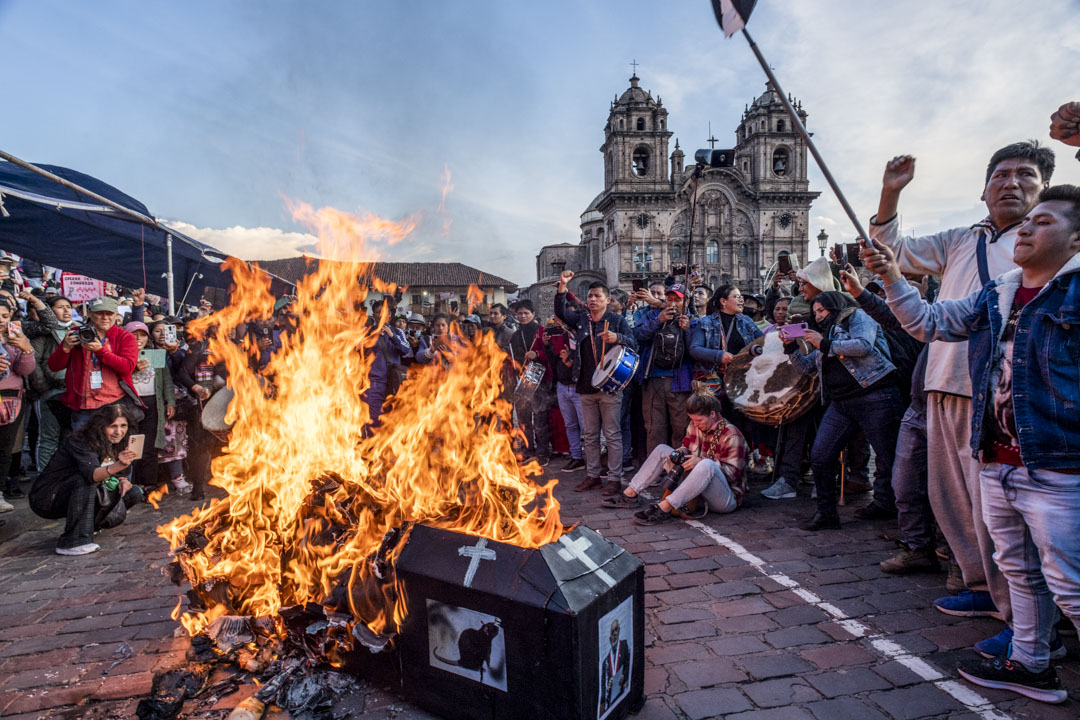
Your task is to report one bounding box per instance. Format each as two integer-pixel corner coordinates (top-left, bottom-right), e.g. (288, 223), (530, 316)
(166, 233), (175, 315)
(0, 149), (160, 229)
(739, 30), (871, 244)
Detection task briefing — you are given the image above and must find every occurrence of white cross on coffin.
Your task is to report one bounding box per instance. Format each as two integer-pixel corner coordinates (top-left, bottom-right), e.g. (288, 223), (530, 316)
(458, 537), (497, 588)
(557, 535), (616, 588)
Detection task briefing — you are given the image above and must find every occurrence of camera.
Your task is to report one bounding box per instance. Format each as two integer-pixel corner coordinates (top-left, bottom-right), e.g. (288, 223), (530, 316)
(658, 449), (689, 493)
(76, 323), (98, 344)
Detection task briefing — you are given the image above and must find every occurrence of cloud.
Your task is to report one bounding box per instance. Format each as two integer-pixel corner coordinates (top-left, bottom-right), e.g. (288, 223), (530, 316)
(163, 220), (317, 262)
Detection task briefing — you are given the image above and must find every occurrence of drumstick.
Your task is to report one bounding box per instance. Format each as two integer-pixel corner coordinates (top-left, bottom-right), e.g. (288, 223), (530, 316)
(838, 449), (846, 506)
(602, 320), (609, 359)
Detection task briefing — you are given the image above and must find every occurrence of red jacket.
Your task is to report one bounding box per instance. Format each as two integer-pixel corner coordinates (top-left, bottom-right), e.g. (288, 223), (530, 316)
(48, 325), (139, 410)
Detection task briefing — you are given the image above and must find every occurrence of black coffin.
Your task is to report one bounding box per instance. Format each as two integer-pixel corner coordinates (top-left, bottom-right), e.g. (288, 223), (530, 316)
(392, 524), (645, 720)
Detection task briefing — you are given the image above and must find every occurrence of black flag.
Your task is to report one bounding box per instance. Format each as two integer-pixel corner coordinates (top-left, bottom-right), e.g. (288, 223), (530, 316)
(711, 0), (758, 37)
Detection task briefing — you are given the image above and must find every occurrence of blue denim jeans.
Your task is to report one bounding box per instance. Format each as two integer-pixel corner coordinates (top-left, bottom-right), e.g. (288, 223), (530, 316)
(892, 406), (931, 549)
(810, 386), (902, 515)
(628, 444), (737, 514)
(556, 382), (585, 461)
(980, 463), (1080, 670)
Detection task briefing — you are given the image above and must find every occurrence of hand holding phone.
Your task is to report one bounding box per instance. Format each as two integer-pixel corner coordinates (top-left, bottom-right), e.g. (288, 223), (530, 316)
(127, 434), (146, 460)
(778, 322), (809, 340)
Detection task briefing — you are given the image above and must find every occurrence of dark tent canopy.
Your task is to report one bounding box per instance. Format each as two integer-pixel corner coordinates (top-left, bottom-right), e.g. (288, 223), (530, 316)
(0, 160), (292, 305)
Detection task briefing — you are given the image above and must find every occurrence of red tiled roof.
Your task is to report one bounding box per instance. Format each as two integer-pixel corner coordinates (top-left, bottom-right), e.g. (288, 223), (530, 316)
(252, 257), (517, 290)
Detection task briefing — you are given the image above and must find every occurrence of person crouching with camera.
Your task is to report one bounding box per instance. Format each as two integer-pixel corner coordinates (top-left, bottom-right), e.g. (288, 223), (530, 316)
(603, 390), (749, 525)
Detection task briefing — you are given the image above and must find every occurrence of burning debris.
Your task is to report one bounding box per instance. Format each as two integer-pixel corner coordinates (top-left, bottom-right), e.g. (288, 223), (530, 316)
(153, 206), (585, 717)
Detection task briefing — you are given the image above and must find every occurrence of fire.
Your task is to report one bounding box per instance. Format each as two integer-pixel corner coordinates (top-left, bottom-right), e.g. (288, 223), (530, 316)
(159, 201), (562, 641)
(148, 483), (169, 510)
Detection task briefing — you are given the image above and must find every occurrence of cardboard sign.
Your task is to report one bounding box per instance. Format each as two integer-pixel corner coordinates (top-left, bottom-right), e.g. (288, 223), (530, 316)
(61, 273), (105, 302)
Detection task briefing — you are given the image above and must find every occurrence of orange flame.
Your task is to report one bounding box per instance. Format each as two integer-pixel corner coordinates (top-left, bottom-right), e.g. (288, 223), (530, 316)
(466, 284), (484, 314)
(148, 484), (169, 510)
(160, 200), (562, 640)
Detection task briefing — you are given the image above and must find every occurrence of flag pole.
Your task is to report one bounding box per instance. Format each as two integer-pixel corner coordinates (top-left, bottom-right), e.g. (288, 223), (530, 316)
(739, 29), (871, 244)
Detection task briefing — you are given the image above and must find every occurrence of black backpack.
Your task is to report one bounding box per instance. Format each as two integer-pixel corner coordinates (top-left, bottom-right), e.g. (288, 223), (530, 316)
(651, 320), (684, 370)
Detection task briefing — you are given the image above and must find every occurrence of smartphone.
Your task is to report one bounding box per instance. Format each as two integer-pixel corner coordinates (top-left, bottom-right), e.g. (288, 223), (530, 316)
(671, 264), (687, 276)
(845, 243), (863, 268)
(777, 255), (792, 274)
(631, 278), (645, 292)
(127, 434), (146, 460)
(778, 322), (809, 339)
(7, 320), (21, 337)
(163, 324), (178, 346)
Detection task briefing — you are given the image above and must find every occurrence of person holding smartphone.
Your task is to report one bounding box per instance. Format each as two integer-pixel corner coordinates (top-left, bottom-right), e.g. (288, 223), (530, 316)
(0, 301), (35, 515)
(29, 404), (142, 555)
(124, 321), (177, 488)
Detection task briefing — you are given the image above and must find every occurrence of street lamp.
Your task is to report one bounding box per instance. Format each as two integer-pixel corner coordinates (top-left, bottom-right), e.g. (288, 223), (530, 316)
(817, 229), (829, 257)
(633, 213), (652, 283)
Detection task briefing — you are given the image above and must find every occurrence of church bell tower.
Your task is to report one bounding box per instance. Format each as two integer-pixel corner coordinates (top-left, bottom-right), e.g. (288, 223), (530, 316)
(601, 73), (673, 193)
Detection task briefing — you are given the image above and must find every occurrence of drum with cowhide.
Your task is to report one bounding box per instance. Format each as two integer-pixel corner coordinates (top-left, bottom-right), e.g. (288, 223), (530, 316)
(723, 334), (818, 426)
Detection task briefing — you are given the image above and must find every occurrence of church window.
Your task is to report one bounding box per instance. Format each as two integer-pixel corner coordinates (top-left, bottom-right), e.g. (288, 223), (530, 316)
(619, 118), (625, 130)
(760, 121), (766, 131)
(632, 147), (650, 176)
(742, 161), (749, 172)
(777, 119), (785, 132)
(671, 244), (683, 262)
(636, 117), (645, 131)
(706, 240), (720, 264)
(772, 148), (789, 176)
(739, 244), (749, 259)
(660, 119), (664, 129)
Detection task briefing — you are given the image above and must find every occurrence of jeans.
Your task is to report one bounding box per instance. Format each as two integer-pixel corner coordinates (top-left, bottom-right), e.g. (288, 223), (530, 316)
(628, 444), (737, 514)
(892, 406), (932, 550)
(810, 386), (902, 515)
(556, 383), (584, 460)
(620, 387), (632, 463)
(980, 463), (1080, 671)
(35, 393), (63, 472)
(580, 390), (623, 481)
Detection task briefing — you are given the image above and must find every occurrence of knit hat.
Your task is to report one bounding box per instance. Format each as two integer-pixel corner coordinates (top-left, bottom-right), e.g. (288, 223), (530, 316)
(795, 257), (841, 294)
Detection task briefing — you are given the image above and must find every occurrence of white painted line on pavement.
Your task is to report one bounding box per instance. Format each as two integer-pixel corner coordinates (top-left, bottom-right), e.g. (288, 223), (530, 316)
(684, 519), (1014, 720)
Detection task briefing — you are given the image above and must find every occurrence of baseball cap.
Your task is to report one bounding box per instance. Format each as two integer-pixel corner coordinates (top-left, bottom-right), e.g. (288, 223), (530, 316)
(0, 257), (15, 266)
(665, 283), (687, 298)
(87, 297), (119, 314)
(463, 314), (481, 325)
(123, 321), (149, 335)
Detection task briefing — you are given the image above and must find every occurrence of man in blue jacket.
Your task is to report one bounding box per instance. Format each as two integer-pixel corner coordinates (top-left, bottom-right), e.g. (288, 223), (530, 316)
(634, 283), (694, 455)
(553, 271), (637, 495)
(866, 185), (1080, 705)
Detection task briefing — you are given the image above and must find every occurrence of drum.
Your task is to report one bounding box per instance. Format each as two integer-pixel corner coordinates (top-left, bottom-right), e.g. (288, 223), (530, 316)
(591, 346), (639, 395)
(201, 386), (235, 442)
(723, 334), (818, 426)
(512, 361), (546, 404)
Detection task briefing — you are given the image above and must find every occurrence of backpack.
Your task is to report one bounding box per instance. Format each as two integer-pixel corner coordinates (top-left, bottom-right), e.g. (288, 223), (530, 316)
(651, 319), (684, 370)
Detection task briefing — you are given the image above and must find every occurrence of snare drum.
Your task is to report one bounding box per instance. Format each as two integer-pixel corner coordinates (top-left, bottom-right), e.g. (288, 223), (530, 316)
(512, 361), (546, 404)
(201, 387), (235, 443)
(591, 346), (639, 395)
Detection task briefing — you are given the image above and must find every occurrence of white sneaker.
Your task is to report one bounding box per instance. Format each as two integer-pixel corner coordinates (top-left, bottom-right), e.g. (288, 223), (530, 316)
(761, 477), (797, 500)
(0, 493), (13, 513)
(56, 543), (100, 556)
(172, 476), (192, 493)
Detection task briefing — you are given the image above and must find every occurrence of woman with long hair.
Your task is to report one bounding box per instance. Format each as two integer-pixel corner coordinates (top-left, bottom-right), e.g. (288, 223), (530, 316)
(29, 403), (142, 555)
(782, 291), (902, 530)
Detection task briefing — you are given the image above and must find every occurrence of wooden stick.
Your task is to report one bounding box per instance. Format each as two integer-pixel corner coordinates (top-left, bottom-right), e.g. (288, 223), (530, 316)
(602, 320), (609, 359)
(838, 449), (846, 506)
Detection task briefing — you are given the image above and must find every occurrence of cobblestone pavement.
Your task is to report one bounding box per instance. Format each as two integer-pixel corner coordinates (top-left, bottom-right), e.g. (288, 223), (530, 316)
(0, 464), (1076, 719)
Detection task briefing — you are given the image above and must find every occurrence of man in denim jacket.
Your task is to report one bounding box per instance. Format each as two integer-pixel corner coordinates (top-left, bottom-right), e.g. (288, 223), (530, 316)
(868, 185), (1080, 705)
(633, 284), (695, 455)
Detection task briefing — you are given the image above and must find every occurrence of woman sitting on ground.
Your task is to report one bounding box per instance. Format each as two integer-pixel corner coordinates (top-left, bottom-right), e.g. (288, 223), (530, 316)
(605, 390), (749, 525)
(29, 404), (143, 555)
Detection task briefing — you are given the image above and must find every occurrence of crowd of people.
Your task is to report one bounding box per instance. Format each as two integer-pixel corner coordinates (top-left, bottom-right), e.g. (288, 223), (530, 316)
(0, 102), (1075, 705)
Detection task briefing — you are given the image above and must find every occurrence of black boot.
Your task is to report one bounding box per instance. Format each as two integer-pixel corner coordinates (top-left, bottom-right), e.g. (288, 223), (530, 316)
(801, 512), (841, 531)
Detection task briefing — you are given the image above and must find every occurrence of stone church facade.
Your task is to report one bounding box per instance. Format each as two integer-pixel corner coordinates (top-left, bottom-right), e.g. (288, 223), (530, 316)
(530, 74), (820, 304)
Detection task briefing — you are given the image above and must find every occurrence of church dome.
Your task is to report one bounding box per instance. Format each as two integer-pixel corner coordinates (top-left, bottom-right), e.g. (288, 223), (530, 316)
(616, 75), (657, 108)
(750, 82), (783, 111)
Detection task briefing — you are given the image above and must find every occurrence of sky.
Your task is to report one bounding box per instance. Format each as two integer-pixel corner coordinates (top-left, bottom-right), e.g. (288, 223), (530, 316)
(1, 0), (1078, 288)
